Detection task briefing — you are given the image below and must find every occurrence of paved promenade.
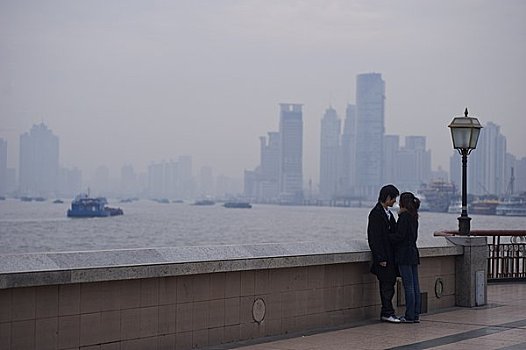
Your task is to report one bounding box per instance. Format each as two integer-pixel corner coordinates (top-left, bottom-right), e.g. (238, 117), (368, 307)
(227, 283), (526, 350)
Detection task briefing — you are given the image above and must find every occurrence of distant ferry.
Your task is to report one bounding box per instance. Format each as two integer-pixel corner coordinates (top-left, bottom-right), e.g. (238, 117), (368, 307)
(470, 199), (499, 216)
(67, 194), (123, 218)
(19, 196), (46, 202)
(152, 198), (170, 204)
(224, 201), (252, 209)
(496, 196), (526, 217)
(194, 199), (215, 206)
(418, 180), (457, 213)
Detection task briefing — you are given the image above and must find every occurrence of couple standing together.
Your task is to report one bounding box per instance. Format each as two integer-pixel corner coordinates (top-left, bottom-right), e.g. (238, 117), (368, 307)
(367, 184), (421, 324)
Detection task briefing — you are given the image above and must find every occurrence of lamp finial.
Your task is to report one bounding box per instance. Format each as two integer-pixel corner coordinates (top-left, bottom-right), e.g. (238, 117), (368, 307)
(464, 108), (469, 117)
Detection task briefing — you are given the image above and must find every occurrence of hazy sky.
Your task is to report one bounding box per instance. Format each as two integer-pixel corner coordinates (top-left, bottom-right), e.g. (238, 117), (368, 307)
(1, 0), (525, 182)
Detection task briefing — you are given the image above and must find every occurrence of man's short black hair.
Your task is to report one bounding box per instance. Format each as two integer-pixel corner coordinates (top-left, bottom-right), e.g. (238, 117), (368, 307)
(378, 184), (400, 202)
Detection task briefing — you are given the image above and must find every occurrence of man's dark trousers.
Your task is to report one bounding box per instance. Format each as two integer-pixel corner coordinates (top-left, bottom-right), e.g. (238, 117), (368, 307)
(376, 266), (397, 317)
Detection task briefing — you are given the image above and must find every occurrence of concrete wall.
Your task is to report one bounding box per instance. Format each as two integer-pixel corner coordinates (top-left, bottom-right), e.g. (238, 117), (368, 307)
(0, 242), (461, 350)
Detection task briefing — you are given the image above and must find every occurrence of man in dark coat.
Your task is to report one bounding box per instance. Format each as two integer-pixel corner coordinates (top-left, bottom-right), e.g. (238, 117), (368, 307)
(367, 184), (400, 323)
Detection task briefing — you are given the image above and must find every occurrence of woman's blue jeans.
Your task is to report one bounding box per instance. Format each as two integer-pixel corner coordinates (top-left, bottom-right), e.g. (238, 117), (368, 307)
(398, 264), (421, 320)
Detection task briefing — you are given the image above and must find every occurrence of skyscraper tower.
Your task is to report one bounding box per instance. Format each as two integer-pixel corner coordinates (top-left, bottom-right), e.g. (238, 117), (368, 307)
(279, 103), (303, 203)
(355, 73), (385, 198)
(259, 132), (280, 200)
(19, 123), (59, 196)
(396, 136), (432, 190)
(469, 122), (507, 196)
(340, 104), (356, 195)
(319, 106), (341, 200)
(0, 138), (7, 196)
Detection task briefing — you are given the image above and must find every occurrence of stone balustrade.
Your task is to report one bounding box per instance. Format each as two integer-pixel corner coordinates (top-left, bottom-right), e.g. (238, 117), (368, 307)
(0, 241), (462, 349)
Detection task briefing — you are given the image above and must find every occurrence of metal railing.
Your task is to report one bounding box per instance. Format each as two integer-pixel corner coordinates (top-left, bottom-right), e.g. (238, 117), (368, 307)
(436, 230), (526, 281)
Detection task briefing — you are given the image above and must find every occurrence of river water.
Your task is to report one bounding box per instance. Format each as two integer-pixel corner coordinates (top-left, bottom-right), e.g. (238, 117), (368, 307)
(1, 199), (525, 255)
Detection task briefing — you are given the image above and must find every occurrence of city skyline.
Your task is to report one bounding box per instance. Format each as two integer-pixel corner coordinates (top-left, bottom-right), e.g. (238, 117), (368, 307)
(1, 1), (525, 183)
(2, 107), (525, 198)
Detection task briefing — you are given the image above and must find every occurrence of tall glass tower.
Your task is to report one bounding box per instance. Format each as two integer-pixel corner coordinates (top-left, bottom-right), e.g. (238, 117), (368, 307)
(355, 73), (385, 199)
(0, 138), (7, 196)
(340, 104), (356, 196)
(319, 106), (341, 200)
(19, 123), (59, 196)
(279, 103), (303, 204)
(469, 122), (507, 196)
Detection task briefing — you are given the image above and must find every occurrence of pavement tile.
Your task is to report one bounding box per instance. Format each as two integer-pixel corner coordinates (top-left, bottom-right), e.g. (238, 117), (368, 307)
(231, 283), (526, 350)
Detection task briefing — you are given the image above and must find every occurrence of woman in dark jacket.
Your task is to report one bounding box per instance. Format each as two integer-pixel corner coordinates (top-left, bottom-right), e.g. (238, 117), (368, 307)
(390, 192), (421, 323)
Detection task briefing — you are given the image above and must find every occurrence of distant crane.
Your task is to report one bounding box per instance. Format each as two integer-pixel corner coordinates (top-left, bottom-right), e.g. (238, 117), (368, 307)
(505, 167), (515, 197)
(477, 181), (491, 196)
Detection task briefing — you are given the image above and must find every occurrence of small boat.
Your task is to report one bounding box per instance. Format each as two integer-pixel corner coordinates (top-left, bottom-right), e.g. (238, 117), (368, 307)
(53, 199), (64, 204)
(20, 196), (33, 202)
(194, 199), (215, 206)
(67, 194), (123, 218)
(224, 202), (252, 209)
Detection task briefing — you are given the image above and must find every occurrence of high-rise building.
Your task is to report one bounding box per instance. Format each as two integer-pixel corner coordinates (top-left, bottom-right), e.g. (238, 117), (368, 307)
(19, 123), (59, 196)
(59, 167), (82, 197)
(244, 131), (280, 202)
(259, 132), (280, 200)
(515, 157), (526, 194)
(147, 156), (194, 199)
(383, 135), (431, 191)
(199, 166), (214, 197)
(92, 165), (111, 195)
(339, 104), (356, 195)
(469, 122), (507, 196)
(382, 135), (400, 184)
(279, 104), (303, 203)
(148, 162), (165, 198)
(243, 169), (257, 199)
(355, 73), (385, 199)
(397, 136), (431, 190)
(504, 154), (516, 195)
(216, 175), (242, 198)
(450, 121), (509, 196)
(0, 138), (7, 195)
(5, 168), (16, 194)
(319, 107), (341, 200)
(120, 164), (137, 196)
(449, 152), (461, 190)
(176, 156), (194, 199)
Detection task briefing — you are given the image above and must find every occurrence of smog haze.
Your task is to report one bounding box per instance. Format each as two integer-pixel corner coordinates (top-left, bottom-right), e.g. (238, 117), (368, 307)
(1, 0), (525, 182)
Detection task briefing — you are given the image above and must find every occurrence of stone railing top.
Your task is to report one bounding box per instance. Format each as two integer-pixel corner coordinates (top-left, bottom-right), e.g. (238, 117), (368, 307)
(0, 240), (462, 289)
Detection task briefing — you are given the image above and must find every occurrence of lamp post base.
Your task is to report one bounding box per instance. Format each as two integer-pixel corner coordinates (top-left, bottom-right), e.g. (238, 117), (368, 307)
(458, 216), (472, 235)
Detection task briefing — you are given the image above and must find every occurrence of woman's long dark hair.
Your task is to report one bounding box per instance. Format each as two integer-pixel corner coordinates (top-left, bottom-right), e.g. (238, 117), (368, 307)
(399, 192), (421, 219)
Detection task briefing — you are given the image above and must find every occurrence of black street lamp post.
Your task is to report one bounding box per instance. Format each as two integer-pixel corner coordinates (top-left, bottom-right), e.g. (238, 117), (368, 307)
(448, 108), (482, 235)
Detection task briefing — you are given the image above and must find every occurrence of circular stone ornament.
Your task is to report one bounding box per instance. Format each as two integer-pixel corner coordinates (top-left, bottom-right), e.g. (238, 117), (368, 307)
(252, 298), (266, 323)
(435, 278), (444, 298)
